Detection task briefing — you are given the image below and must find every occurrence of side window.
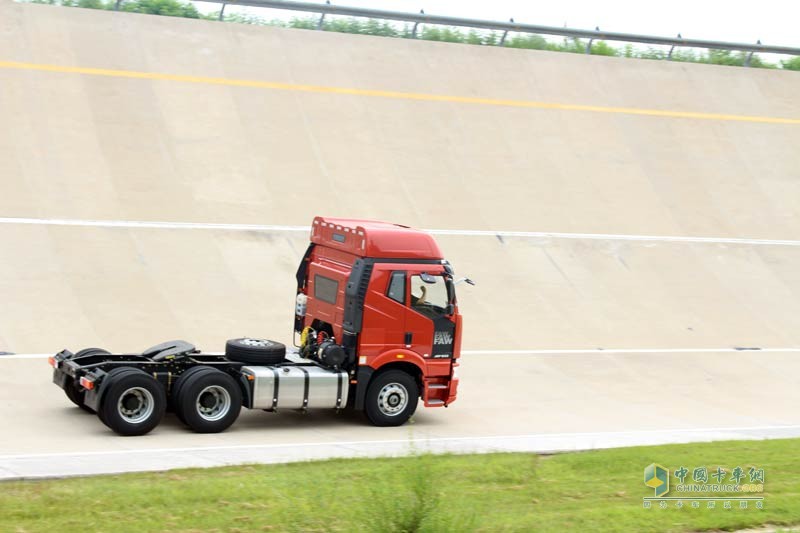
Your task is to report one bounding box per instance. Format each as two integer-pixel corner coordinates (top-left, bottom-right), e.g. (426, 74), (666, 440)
(410, 274), (449, 317)
(386, 271), (406, 304)
(314, 275), (339, 304)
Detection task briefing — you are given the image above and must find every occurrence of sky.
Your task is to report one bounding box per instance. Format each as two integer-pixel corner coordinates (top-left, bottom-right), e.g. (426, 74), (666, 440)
(193, 0), (800, 49)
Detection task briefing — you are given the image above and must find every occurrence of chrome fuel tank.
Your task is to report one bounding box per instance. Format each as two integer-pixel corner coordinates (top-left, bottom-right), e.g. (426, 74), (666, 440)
(242, 364), (348, 410)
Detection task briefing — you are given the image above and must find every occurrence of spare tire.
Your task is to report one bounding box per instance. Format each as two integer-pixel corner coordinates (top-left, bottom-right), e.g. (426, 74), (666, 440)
(225, 338), (286, 365)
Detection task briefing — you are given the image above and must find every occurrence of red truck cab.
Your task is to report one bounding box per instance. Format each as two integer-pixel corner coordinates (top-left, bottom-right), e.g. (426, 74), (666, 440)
(295, 216), (462, 424)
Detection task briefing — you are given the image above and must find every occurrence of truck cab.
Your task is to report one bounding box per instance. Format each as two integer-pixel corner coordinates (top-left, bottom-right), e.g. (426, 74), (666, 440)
(295, 217), (462, 424)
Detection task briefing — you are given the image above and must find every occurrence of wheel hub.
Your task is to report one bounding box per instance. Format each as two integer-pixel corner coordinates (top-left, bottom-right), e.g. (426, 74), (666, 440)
(377, 383), (408, 416)
(200, 392), (216, 409)
(123, 396), (139, 410)
(116, 387), (154, 424)
(196, 385), (231, 422)
(240, 338), (272, 348)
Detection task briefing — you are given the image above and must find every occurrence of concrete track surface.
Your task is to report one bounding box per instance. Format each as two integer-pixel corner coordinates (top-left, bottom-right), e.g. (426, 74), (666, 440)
(1, 2), (800, 478)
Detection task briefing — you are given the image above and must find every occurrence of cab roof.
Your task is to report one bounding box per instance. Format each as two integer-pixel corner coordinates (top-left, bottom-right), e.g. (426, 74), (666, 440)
(310, 216), (443, 260)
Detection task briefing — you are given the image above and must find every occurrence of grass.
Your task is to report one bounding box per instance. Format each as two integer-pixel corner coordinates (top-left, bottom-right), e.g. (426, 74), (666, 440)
(1, 438), (799, 532)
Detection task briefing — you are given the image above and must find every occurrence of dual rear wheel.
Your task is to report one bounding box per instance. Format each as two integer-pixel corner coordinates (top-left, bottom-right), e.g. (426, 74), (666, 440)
(97, 367), (241, 436)
(98, 368), (166, 436)
(173, 367), (242, 433)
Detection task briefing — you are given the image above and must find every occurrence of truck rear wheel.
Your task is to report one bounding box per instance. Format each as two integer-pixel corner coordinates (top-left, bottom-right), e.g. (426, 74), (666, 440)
(96, 367), (141, 426)
(364, 370), (419, 427)
(99, 368), (166, 436)
(64, 381), (91, 412)
(169, 366), (214, 421)
(64, 348), (111, 412)
(175, 367), (242, 433)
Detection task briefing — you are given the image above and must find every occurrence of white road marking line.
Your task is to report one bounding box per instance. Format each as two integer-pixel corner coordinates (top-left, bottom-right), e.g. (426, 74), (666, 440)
(3, 347), (800, 359)
(1, 216), (799, 247)
(2, 424), (799, 460)
(0, 217), (308, 232)
(429, 229), (800, 246)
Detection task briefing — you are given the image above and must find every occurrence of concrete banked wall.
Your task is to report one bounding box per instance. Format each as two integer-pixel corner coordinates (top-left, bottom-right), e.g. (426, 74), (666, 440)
(1, 1), (800, 353)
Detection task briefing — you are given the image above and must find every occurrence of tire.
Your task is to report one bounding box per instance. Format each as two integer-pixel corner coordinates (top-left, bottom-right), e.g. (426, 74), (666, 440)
(95, 367), (142, 425)
(64, 380), (94, 412)
(175, 367), (242, 433)
(73, 347), (111, 359)
(225, 338), (285, 365)
(98, 368), (166, 436)
(364, 370), (419, 427)
(63, 349), (112, 412)
(169, 366), (214, 422)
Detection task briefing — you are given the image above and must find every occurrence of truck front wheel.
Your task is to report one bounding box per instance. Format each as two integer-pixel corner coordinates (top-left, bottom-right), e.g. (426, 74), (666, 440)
(365, 370), (419, 427)
(175, 367), (242, 433)
(99, 369), (166, 436)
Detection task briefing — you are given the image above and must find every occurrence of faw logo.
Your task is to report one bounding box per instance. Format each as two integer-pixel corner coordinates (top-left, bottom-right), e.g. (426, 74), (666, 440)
(433, 331), (453, 345)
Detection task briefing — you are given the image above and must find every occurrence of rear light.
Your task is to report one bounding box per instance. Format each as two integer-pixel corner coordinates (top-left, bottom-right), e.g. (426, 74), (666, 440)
(79, 376), (95, 390)
(48, 356), (56, 368)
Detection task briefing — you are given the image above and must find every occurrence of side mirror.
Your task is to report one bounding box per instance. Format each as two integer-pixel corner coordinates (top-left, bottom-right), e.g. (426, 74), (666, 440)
(455, 277), (476, 286)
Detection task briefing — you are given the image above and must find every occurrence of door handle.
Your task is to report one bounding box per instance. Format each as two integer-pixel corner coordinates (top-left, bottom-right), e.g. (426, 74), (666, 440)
(404, 332), (412, 346)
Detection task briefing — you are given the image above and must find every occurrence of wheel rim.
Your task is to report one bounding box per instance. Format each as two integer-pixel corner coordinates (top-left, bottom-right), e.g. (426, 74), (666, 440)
(196, 385), (231, 421)
(117, 387), (154, 424)
(240, 338), (272, 348)
(377, 383), (408, 416)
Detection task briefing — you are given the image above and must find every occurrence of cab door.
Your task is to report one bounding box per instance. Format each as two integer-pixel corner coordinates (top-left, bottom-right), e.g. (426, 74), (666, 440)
(359, 268), (407, 358)
(404, 270), (456, 365)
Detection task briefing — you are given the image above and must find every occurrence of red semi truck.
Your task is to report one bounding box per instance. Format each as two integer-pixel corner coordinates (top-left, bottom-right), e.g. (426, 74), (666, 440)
(50, 217), (470, 436)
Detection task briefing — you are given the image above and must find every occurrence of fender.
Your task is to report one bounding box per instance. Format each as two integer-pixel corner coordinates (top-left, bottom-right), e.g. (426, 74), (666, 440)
(368, 348), (427, 374)
(353, 349), (427, 410)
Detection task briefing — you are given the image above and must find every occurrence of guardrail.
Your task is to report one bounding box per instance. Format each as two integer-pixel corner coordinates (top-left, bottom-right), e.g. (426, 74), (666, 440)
(198, 0), (800, 64)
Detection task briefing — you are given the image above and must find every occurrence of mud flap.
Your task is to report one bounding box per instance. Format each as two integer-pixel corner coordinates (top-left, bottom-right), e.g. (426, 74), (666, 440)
(353, 366), (374, 410)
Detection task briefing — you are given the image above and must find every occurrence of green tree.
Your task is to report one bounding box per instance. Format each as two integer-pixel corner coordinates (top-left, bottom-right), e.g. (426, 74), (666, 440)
(78, 0), (108, 9)
(698, 49), (775, 68)
(507, 34), (548, 50)
(590, 41), (618, 56)
(288, 17), (317, 30)
(465, 30), (484, 45)
(208, 12), (275, 25)
(781, 56), (800, 70)
(421, 26), (466, 43)
(120, 0), (200, 18)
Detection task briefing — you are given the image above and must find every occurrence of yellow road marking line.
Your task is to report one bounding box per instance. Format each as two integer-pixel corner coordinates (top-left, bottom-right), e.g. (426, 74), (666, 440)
(1, 60), (798, 125)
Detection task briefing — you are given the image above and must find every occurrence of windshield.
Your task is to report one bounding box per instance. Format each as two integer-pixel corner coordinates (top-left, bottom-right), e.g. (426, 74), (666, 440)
(410, 274), (452, 318)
